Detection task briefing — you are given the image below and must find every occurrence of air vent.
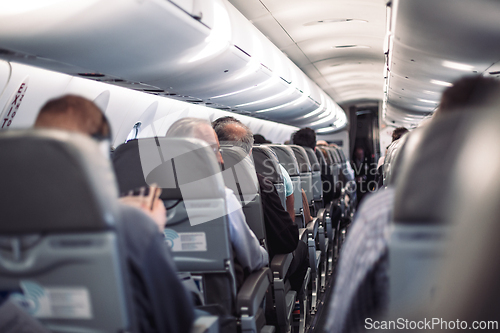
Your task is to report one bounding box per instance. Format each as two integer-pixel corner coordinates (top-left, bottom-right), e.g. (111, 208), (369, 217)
(489, 71), (500, 75)
(78, 73), (105, 77)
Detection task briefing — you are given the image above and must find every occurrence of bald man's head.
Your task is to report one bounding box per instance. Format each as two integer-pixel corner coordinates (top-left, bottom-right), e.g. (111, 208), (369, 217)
(34, 95), (110, 139)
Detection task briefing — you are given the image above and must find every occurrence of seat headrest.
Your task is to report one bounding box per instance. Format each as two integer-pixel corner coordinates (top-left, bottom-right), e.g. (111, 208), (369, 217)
(113, 138), (225, 200)
(220, 145), (259, 195)
(267, 145), (300, 177)
(393, 110), (475, 225)
(0, 129), (119, 234)
(317, 147), (333, 165)
(252, 145), (283, 184)
(303, 147), (320, 171)
(289, 145), (311, 173)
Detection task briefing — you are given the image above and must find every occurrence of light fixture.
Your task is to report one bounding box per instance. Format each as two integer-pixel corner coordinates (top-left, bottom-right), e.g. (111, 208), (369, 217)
(442, 61), (474, 72)
(430, 79), (453, 87)
(333, 45), (370, 49)
(304, 18), (368, 26)
(417, 98), (438, 104)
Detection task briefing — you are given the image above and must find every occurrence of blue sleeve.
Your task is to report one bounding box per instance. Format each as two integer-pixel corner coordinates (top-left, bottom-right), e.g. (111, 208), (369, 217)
(279, 164), (294, 197)
(225, 188), (269, 273)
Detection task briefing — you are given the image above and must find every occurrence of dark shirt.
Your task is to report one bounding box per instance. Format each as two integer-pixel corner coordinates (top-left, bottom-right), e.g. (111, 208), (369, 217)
(256, 174), (299, 259)
(119, 204), (195, 333)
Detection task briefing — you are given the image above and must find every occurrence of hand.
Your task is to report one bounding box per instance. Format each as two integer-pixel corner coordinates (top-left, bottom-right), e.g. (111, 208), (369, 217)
(120, 185), (166, 233)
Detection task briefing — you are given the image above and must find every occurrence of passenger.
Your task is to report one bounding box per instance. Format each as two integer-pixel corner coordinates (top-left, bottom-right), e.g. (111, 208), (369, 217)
(324, 75), (500, 333)
(212, 116), (309, 293)
(253, 132), (295, 222)
(34, 95), (195, 333)
(375, 127), (408, 187)
(165, 117), (268, 282)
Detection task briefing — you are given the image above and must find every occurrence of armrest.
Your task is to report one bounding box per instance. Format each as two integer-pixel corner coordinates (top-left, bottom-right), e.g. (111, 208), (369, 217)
(316, 208), (325, 223)
(299, 228), (308, 242)
(191, 315), (219, 333)
(270, 253), (293, 279)
(236, 267), (271, 316)
(306, 218), (319, 238)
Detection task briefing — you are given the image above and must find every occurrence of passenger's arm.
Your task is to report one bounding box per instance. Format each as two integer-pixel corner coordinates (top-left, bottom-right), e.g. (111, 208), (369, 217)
(225, 188), (269, 273)
(301, 189), (313, 222)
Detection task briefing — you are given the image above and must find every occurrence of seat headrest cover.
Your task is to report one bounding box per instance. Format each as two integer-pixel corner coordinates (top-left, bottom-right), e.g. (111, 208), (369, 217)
(393, 111), (475, 225)
(267, 145), (300, 177)
(220, 146), (259, 195)
(303, 147), (320, 171)
(317, 147), (333, 165)
(289, 145), (311, 173)
(0, 129), (119, 234)
(252, 145), (283, 184)
(113, 138), (225, 200)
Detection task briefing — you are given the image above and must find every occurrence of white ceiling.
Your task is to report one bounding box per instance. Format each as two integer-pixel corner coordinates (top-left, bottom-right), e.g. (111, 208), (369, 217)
(227, 0), (387, 106)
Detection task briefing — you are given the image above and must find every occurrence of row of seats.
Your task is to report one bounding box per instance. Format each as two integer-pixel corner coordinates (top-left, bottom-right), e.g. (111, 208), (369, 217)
(0, 128), (355, 333)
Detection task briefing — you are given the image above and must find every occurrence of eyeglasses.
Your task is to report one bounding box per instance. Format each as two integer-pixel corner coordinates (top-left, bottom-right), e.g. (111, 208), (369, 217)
(212, 146), (222, 154)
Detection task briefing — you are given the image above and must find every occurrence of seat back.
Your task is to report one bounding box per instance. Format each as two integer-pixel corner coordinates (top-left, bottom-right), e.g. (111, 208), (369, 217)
(220, 145), (266, 248)
(304, 147), (323, 204)
(389, 111), (474, 315)
(317, 146), (340, 200)
(252, 145), (286, 209)
(0, 129), (134, 333)
(289, 145), (314, 206)
(113, 138), (236, 309)
(424, 99), (500, 323)
(267, 144), (303, 217)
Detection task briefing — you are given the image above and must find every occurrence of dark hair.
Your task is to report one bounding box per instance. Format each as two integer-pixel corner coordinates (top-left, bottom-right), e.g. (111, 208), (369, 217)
(392, 127), (408, 142)
(438, 75), (500, 115)
(253, 134), (271, 144)
(291, 127), (316, 150)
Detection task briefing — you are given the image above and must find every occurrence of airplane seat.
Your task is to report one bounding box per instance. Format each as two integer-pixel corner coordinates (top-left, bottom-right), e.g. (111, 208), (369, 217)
(266, 145), (305, 228)
(382, 135), (408, 188)
(112, 138), (272, 333)
(0, 129), (136, 333)
(315, 148), (335, 206)
(287, 144), (322, 313)
(420, 100), (500, 324)
(220, 144), (298, 333)
(303, 147), (323, 212)
(388, 110), (475, 316)
(251, 145), (286, 210)
(288, 145), (314, 212)
(219, 145), (266, 247)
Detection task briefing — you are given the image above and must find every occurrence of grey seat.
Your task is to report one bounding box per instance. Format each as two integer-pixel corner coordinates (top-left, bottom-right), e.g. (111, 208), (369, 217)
(220, 145), (298, 333)
(287, 145), (323, 313)
(252, 145), (286, 210)
(266, 144), (305, 227)
(388, 111), (475, 316)
(113, 138), (272, 333)
(303, 147), (323, 213)
(0, 129), (135, 333)
(423, 99), (500, 324)
(288, 145), (314, 210)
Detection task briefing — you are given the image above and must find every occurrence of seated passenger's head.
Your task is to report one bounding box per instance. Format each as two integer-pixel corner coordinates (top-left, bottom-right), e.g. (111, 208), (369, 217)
(34, 94), (110, 140)
(212, 116), (254, 155)
(165, 117), (224, 165)
(291, 127), (316, 150)
(436, 75), (500, 116)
